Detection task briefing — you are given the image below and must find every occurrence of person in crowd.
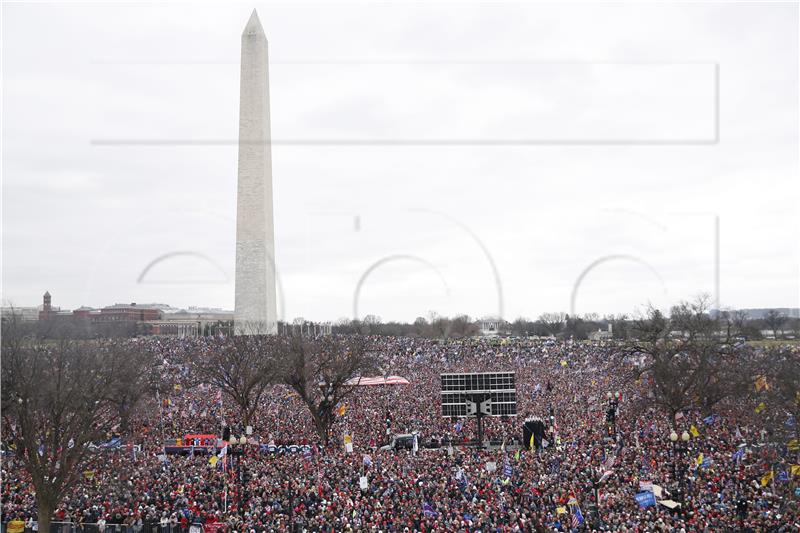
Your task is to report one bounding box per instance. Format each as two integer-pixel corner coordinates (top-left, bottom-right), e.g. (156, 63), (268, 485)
(1, 336), (798, 532)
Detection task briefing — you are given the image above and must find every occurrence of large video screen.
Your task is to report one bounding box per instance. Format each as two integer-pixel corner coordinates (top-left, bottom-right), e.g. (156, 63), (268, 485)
(440, 372), (517, 417)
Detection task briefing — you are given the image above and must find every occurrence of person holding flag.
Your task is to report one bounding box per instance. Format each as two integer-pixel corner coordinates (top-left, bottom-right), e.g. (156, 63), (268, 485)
(568, 497), (585, 529)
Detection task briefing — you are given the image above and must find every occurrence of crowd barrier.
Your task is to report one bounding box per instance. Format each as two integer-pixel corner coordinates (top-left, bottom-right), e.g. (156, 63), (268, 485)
(2, 523), (213, 533)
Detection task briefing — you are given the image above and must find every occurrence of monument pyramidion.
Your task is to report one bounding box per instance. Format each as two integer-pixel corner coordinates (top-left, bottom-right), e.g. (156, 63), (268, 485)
(234, 10), (278, 335)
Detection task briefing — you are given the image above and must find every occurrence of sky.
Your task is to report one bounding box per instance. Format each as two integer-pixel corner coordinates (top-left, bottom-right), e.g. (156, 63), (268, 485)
(2, 0), (799, 323)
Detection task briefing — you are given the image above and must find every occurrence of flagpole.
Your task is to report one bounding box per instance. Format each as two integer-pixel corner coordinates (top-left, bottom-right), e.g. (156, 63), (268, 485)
(155, 387), (167, 463)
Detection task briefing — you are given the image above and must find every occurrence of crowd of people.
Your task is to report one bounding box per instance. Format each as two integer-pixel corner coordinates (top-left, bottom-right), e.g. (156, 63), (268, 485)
(2, 335), (798, 532)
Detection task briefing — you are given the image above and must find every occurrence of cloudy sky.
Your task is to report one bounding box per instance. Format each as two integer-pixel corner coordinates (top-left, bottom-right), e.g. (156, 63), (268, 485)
(2, 1), (798, 322)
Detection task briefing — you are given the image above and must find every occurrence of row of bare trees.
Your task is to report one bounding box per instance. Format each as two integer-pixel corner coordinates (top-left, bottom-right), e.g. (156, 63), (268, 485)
(189, 334), (378, 445)
(1, 317), (158, 533)
(1, 315), (378, 531)
(620, 296), (800, 434)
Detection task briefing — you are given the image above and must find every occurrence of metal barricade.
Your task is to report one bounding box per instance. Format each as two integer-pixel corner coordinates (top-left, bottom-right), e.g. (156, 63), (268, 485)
(51, 522), (73, 533)
(78, 525), (159, 533)
(3, 523), (208, 533)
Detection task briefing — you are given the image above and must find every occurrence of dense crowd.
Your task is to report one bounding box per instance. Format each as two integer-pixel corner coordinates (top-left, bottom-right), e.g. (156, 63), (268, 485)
(2, 336), (799, 532)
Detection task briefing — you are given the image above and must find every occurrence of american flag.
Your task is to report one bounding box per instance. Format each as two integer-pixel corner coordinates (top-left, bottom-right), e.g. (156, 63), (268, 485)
(570, 505), (584, 528)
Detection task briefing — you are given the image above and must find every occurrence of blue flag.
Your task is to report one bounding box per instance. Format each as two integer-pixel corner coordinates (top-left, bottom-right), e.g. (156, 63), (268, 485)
(571, 505), (585, 527)
(635, 491), (656, 508)
(732, 448), (745, 462)
(455, 468), (468, 490)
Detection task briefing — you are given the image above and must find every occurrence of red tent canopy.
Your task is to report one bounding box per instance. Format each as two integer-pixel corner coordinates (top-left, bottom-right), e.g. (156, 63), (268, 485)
(345, 375), (411, 386)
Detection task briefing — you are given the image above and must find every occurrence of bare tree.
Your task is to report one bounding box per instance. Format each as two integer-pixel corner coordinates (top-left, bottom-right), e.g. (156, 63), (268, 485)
(277, 335), (378, 446)
(537, 312), (566, 337)
(1, 322), (130, 533)
(101, 340), (159, 433)
(191, 335), (278, 429)
(764, 309), (786, 340)
(668, 294), (716, 341)
(625, 297), (751, 423)
(759, 346), (800, 439)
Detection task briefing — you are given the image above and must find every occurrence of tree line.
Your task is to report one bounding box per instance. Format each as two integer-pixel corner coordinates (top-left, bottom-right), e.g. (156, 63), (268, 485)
(2, 297), (797, 531)
(331, 307), (799, 341)
(1, 317), (377, 533)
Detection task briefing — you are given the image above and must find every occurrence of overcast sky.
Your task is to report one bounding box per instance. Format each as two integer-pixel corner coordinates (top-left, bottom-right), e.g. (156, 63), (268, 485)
(2, 1), (798, 322)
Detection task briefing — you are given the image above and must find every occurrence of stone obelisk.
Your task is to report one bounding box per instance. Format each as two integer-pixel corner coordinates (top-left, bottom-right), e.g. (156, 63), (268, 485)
(234, 9), (277, 335)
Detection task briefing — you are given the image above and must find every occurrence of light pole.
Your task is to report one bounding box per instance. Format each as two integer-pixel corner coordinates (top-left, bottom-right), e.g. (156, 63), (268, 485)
(669, 430), (690, 508)
(379, 367), (392, 445)
(605, 392), (619, 436)
(233, 435), (248, 516)
(318, 379), (334, 446)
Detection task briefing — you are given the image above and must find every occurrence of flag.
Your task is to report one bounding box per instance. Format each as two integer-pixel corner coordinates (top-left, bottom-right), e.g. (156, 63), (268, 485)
(696, 453), (704, 466)
(732, 448), (745, 462)
(755, 375), (768, 392)
(761, 470), (774, 487)
(690, 425), (700, 438)
(570, 505), (585, 527)
(755, 402), (766, 414)
(362, 454), (372, 467)
(702, 414), (717, 425)
(455, 468), (468, 491)
(777, 470), (789, 482)
(560, 360), (568, 367)
(529, 434), (535, 450)
(514, 450), (520, 461)
(788, 439), (800, 452)
(208, 455), (219, 467)
(635, 491), (656, 508)
(337, 404), (346, 417)
(701, 456), (712, 469)
(790, 464), (800, 476)
(422, 502), (437, 518)
(412, 434), (419, 455)
(503, 457), (513, 479)
(217, 444), (228, 458)
(603, 454), (616, 469)
(556, 506), (567, 515)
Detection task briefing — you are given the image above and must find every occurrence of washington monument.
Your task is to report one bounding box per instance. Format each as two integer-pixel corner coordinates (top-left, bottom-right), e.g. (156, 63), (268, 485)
(234, 9), (278, 335)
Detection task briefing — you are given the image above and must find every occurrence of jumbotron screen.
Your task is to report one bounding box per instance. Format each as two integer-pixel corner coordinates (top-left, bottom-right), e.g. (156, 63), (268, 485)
(440, 371), (517, 417)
